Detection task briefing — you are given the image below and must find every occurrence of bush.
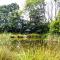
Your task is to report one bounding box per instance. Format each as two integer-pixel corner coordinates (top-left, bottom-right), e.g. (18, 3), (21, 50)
(49, 20), (60, 34)
(35, 23), (49, 34)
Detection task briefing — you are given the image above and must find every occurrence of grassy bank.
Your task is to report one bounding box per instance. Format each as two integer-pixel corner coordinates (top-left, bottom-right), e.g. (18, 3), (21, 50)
(0, 33), (60, 60)
(0, 41), (60, 60)
(0, 33), (46, 41)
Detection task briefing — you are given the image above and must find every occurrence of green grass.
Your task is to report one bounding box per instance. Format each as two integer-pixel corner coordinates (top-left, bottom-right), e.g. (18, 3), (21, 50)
(0, 33), (60, 60)
(0, 33), (43, 41)
(0, 44), (60, 60)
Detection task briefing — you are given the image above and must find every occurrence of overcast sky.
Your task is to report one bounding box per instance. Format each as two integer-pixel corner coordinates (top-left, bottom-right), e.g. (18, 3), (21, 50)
(0, 0), (53, 9)
(0, 0), (26, 10)
(45, 0), (55, 19)
(0, 0), (59, 20)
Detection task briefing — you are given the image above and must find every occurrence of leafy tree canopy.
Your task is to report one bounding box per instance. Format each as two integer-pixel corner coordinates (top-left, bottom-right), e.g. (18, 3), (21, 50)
(26, 0), (43, 7)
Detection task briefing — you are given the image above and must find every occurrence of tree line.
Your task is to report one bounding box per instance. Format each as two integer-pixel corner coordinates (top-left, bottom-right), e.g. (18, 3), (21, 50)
(0, 0), (60, 34)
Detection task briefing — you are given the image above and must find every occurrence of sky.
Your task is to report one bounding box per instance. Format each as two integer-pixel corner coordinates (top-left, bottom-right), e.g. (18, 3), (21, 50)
(0, 0), (59, 20)
(0, 0), (54, 10)
(45, 0), (55, 20)
(45, 0), (60, 20)
(0, 0), (26, 10)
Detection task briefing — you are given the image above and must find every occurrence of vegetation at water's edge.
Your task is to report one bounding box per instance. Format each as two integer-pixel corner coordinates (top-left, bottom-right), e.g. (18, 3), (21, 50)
(0, 0), (60, 60)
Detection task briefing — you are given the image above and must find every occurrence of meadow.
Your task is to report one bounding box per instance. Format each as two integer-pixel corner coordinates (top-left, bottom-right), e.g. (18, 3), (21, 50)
(0, 0), (60, 60)
(0, 33), (60, 60)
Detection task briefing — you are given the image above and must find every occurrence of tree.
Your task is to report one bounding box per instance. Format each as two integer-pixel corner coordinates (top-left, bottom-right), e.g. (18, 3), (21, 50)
(25, 0), (49, 33)
(26, 0), (43, 7)
(0, 3), (21, 32)
(56, 10), (60, 20)
(54, 0), (58, 20)
(49, 20), (60, 34)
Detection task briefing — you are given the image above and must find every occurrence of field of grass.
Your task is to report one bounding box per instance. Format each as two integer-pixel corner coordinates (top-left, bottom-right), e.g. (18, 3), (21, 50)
(0, 33), (45, 41)
(0, 33), (60, 60)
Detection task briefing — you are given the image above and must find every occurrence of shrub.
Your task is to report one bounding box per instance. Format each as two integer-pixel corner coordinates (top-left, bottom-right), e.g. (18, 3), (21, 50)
(49, 20), (60, 34)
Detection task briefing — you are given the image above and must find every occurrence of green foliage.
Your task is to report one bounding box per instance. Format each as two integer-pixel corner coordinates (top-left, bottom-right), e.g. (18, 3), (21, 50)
(0, 3), (23, 33)
(26, 1), (49, 34)
(0, 33), (60, 60)
(49, 20), (60, 34)
(0, 2), (49, 34)
(26, 0), (43, 7)
(0, 3), (19, 13)
(56, 10), (60, 20)
(29, 5), (45, 24)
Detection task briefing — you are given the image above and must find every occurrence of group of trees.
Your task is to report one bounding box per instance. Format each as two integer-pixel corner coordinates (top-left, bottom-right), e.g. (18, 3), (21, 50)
(26, 0), (49, 33)
(0, 3), (20, 32)
(0, 0), (59, 34)
(0, 3), (28, 33)
(49, 0), (60, 34)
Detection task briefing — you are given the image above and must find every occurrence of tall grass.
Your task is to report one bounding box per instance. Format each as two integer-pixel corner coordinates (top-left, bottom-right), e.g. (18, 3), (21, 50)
(0, 42), (60, 60)
(0, 33), (60, 60)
